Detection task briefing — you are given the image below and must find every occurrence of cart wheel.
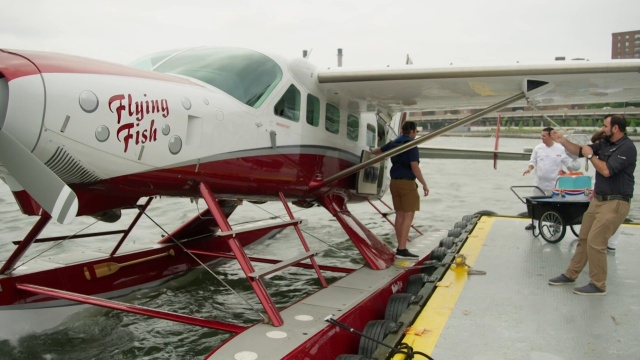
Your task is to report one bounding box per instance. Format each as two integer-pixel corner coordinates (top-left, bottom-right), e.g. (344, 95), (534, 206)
(570, 225), (581, 238)
(538, 210), (566, 243)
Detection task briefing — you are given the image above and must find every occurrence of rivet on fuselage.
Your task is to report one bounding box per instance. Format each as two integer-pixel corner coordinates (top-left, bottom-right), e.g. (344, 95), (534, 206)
(95, 125), (110, 142)
(162, 124), (171, 136)
(181, 97), (192, 110)
(79, 90), (99, 113)
(168, 136), (182, 155)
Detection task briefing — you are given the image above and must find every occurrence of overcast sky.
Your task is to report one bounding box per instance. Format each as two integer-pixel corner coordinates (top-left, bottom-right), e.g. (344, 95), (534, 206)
(1, 0), (638, 69)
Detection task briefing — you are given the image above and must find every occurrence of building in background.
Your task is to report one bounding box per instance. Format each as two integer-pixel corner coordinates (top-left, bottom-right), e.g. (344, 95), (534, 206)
(612, 30), (640, 59)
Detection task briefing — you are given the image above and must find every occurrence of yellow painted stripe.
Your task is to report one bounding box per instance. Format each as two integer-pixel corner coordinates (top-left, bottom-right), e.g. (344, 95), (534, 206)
(621, 222), (640, 228)
(392, 217), (495, 359)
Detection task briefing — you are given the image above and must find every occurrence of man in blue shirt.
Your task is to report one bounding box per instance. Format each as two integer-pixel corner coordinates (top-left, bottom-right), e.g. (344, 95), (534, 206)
(373, 121), (429, 257)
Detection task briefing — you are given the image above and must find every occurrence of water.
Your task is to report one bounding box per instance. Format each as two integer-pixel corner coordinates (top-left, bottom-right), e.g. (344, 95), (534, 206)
(1, 136), (639, 359)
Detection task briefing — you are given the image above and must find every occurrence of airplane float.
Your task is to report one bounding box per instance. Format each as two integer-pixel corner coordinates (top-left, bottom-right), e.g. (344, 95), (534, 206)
(1, 46), (640, 358)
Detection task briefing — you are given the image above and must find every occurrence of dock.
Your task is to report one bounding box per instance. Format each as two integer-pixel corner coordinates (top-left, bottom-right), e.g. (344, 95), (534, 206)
(392, 216), (640, 359)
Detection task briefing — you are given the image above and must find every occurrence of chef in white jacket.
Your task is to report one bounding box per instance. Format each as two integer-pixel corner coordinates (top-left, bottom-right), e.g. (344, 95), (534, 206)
(523, 127), (574, 230)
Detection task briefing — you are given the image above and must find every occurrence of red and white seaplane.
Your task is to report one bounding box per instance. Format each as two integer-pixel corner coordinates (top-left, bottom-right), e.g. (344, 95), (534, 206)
(1, 46), (640, 358)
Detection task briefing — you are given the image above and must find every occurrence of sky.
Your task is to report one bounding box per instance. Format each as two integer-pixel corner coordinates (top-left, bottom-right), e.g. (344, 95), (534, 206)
(1, 0), (639, 69)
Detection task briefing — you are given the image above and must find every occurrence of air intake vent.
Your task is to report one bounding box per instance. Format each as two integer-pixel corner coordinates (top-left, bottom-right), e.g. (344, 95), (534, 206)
(45, 147), (103, 184)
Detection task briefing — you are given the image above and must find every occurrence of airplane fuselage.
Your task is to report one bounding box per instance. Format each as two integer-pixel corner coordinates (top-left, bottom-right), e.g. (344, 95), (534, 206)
(0, 48), (387, 217)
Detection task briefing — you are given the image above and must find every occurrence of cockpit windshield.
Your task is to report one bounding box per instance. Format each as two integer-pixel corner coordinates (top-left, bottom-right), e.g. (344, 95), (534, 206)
(132, 47), (283, 108)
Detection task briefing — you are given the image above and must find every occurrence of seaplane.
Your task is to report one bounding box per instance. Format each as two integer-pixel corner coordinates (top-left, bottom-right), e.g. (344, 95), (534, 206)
(1, 46), (640, 359)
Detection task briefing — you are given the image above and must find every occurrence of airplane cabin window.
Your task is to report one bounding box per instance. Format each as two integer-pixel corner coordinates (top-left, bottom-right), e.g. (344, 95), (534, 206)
(325, 104), (340, 134)
(306, 94), (320, 127)
(347, 114), (359, 141)
(150, 47), (283, 108)
(366, 124), (376, 148)
(129, 49), (184, 70)
(274, 85), (301, 121)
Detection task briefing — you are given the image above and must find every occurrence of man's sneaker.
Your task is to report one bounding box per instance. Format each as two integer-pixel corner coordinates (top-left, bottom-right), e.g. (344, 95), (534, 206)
(607, 246), (616, 254)
(396, 248), (419, 258)
(548, 274), (575, 286)
(573, 283), (606, 296)
(524, 223), (534, 231)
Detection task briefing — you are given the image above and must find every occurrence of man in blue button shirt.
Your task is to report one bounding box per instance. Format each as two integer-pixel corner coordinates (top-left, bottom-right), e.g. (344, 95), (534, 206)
(373, 121), (429, 258)
(548, 114), (636, 295)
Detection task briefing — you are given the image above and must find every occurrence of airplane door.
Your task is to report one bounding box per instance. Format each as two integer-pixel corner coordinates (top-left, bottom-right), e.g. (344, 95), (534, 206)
(355, 114), (395, 197)
(355, 150), (380, 195)
(375, 113), (401, 197)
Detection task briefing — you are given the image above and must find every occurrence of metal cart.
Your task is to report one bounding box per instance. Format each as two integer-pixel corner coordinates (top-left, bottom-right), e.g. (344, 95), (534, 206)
(511, 186), (590, 243)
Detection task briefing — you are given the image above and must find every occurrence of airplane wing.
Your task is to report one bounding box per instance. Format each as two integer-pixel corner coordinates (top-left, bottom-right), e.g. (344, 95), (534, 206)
(316, 61), (640, 116)
(313, 61), (640, 186)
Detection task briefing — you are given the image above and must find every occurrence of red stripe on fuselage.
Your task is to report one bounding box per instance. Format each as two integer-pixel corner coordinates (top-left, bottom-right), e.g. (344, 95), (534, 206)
(0, 51), (40, 80)
(68, 153), (359, 216)
(0, 49), (198, 86)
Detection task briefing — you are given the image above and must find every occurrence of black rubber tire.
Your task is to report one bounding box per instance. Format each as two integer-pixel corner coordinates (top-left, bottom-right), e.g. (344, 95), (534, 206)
(336, 355), (368, 360)
(462, 214), (476, 222)
(406, 274), (425, 295)
(453, 220), (466, 229)
(358, 320), (394, 357)
(538, 210), (566, 243)
(430, 247), (448, 262)
(441, 237), (455, 249)
(384, 293), (413, 322)
(447, 228), (462, 238)
(475, 210), (497, 216)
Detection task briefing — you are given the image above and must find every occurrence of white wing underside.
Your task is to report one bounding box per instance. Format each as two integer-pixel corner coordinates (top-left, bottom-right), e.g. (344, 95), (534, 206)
(316, 61), (640, 114)
(418, 146), (531, 161)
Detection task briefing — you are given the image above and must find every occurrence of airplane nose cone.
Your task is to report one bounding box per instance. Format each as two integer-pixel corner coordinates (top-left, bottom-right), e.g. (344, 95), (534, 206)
(0, 77), (6, 132)
(0, 50), (77, 224)
(0, 50), (45, 150)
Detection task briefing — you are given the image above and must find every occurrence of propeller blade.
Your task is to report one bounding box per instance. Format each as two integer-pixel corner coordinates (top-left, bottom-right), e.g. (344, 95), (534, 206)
(0, 130), (78, 224)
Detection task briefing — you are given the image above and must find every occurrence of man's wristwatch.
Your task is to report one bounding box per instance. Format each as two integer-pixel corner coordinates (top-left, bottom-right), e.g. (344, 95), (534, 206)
(587, 154), (593, 160)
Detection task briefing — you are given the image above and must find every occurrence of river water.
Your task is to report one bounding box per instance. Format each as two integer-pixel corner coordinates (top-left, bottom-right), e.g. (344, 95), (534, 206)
(1, 136), (639, 359)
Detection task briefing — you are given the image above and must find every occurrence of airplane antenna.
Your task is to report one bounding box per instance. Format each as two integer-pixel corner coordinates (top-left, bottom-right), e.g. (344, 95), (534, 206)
(303, 48), (313, 59)
(406, 54), (413, 65)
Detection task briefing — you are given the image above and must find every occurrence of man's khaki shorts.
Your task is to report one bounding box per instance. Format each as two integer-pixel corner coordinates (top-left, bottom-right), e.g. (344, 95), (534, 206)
(390, 179), (420, 212)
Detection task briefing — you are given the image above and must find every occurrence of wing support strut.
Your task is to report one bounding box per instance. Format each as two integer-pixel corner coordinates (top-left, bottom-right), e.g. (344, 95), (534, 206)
(15, 283), (247, 333)
(309, 80), (549, 190)
(199, 183), (327, 326)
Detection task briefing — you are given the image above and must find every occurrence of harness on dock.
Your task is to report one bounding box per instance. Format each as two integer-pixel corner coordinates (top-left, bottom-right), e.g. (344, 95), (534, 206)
(452, 254), (487, 276)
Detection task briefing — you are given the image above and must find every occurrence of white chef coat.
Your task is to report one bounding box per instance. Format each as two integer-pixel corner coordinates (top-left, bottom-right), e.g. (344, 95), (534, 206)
(529, 142), (573, 192)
